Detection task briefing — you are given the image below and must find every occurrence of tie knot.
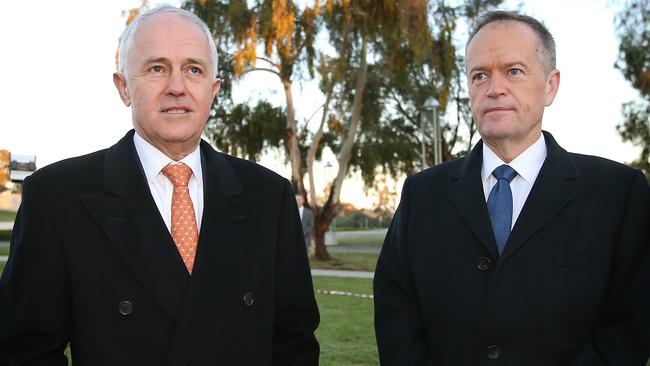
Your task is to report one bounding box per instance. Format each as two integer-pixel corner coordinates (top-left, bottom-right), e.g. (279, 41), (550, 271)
(492, 164), (518, 183)
(162, 163), (193, 188)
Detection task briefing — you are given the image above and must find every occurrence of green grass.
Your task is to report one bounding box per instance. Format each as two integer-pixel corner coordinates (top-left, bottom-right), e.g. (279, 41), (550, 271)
(314, 276), (378, 366)
(0, 210), (16, 221)
(310, 252), (378, 272)
(0, 247), (8, 256)
(335, 236), (384, 247)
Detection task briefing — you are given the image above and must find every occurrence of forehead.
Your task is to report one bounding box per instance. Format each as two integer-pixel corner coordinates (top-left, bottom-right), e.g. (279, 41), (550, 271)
(466, 21), (541, 68)
(129, 13), (210, 62)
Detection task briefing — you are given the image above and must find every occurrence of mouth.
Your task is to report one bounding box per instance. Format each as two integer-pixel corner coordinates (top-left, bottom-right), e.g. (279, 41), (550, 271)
(161, 105), (191, 115)
(484, 107), (514, 114)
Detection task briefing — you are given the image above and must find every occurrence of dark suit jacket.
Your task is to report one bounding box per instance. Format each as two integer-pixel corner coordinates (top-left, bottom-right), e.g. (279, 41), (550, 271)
(0, 130), (319, 365)
(374, 132), (650, 365)
(301, 207), (314, 247)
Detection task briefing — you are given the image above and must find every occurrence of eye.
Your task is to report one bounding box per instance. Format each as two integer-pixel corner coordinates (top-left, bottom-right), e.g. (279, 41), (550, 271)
(149, 65), (164, 73)
(472, 72), (487, 82)
(508, 68), (523, 76)
(189, 66), (202, 74)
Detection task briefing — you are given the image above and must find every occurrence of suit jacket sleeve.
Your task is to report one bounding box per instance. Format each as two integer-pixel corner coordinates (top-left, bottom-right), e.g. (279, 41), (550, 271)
(568, 170), (650, 365)
(374, 176), (430, 365)
(271, 180), (320, 365)
(0, 175), (70, 365)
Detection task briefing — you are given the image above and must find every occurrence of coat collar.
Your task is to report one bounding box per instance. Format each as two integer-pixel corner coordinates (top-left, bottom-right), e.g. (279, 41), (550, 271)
(501, 131), (577, 260)
(82, 130), (253, 358)
(449, 131), (578, 260)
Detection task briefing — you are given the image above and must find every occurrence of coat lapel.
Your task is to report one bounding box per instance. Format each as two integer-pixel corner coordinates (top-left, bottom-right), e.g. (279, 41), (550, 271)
(79, 131), (189, 323)
(449, 141), (500, 259)
(166, 140), (254, 366)
(500, 132), (578, 260)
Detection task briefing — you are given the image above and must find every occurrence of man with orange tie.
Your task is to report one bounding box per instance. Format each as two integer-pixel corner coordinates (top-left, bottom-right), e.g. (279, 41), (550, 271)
(0, 6), (319, 365)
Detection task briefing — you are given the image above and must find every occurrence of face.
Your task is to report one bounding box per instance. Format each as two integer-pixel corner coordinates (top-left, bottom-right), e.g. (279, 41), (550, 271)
(113, 13), (221, 159)
(295, 195), (304, 207)
(466, 21), (559, 153)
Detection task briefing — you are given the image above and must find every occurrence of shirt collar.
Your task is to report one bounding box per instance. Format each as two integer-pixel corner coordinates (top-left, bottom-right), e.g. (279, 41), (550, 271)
(481, 133), (547, 185)
(133, 132), (203, 185)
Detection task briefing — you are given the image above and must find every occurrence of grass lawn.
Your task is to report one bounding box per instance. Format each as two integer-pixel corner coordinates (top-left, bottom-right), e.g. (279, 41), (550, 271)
(314, 276), (378, 366)
(0, 247), (8, 256)
(310, 252), (378, 272)
(0, 210), (16, 222)
(335, 235), (383, 247)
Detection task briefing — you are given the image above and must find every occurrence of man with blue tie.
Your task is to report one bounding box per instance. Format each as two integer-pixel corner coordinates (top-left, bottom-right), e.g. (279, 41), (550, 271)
(374, 10), (650, 365)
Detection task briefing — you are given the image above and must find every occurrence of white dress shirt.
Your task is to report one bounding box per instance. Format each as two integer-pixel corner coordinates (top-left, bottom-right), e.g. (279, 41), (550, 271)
(481, 134), (547, 228)
(133, 132), (204, 232)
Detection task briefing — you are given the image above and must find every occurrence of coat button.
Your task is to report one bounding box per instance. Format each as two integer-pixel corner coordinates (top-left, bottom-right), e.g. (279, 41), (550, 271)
(118, 300), (134, 316)
(486, 345), (501, 360)
(477, 257), (491, 271)
(243, 292), (254, 306)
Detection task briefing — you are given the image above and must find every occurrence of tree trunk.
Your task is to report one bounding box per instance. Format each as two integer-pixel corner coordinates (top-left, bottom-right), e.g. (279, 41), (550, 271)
(311, 36), (369, 261)
(283, 79), (304, 195)
(313, 196), (337, 260)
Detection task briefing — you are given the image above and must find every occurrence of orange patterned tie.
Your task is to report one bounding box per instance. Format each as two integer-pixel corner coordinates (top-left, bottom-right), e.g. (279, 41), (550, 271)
(162, 163), (198, 274)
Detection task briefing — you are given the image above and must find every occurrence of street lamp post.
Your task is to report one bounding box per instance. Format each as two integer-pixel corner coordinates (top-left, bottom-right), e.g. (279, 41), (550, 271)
(423, 96), (441, 166)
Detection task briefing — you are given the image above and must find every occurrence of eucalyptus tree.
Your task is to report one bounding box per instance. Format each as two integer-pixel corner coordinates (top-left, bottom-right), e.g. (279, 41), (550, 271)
(615, 0), (650, 178)
(183, 0), (505, 260)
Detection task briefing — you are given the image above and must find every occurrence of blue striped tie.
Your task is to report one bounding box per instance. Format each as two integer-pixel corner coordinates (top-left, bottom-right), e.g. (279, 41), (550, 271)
(487, 165), (518, 255)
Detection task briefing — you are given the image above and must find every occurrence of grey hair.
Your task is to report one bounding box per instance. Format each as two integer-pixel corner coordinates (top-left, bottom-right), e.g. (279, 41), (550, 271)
(466, 10), (556, 72)
(117, 5), (219, 79)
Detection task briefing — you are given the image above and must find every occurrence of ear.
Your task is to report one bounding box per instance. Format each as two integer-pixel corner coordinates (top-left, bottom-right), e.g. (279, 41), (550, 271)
(544, 69), (560, 107)
(113, 72), (131, 106)
(211, 77), (221, 100)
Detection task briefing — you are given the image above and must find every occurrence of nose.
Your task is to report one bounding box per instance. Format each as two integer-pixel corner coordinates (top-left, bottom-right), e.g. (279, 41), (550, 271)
(486, 74), (507, 98)
(165, 69), (186, 97)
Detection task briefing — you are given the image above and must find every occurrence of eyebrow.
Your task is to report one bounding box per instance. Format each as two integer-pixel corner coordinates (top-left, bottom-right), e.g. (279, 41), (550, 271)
(142, 57), (209, 68)
(468, 61), (529, 74)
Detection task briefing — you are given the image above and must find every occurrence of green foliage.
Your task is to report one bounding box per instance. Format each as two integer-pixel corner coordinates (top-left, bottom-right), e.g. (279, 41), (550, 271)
(615, 0), (650, 178)
(205, 100), (287, 160)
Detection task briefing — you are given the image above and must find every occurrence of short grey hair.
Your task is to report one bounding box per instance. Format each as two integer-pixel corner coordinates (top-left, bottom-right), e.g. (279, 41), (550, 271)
(117, 5), (219, 79)
(466, 10), (556, 72)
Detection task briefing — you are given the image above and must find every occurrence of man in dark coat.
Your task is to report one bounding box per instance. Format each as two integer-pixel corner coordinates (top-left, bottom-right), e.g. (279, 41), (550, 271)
(0, 6), (319, 365)
(374, 11), (650, 365)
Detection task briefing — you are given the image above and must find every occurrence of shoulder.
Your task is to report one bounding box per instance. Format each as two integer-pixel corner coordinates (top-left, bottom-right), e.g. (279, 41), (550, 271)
(28, 149), (107, 188)
(569, 152), (644, 182)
